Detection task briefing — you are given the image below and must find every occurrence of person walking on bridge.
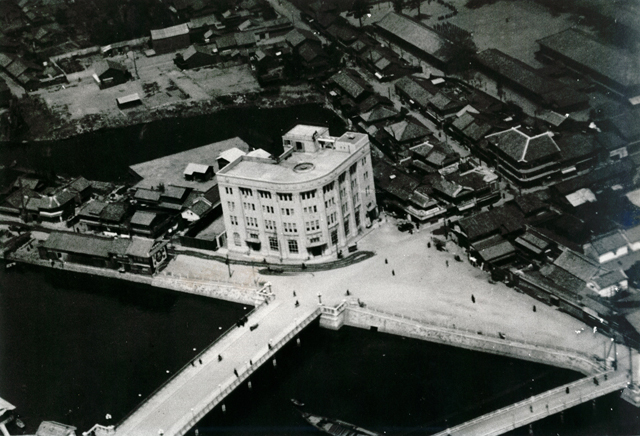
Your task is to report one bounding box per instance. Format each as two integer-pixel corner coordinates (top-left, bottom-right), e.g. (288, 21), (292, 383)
(234, 368), (239, 377)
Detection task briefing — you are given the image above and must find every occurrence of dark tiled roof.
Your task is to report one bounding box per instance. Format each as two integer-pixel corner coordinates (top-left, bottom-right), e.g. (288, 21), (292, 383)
(78, 200), (106, 217)
(471, 234), (517, 262)
(395, 76), (435, 108)
(476, 48), (563, 97)
(458, 210), (500, 241)
(593, 269), (627, 288)
(540, 264), (587, 294)
(590, 231), (627, 255)
(383, 119), (430, 143)
(130, 210), (159, 227)
(43, 232), (117, 258)
(125, 237), (156, 258)
(556, 133), (599, 162)
(325, 24), (358, 43)
(375, 12), (455, 64)
(189, 199), (213, 216)
(298, 42), (326, 63)
(514, 192), (548, 215)
(151, 23), (189, 40)
(553, 248), (601, 281)
(552, 159), (634, 195)
(68, 177), (91, 193)
(487, 127), (560, 163)
(285, 28), (319, 47)
(538, 28), (640, 89)
(359, 105), (398, 123)
(329, 69), (368, 100)
(135, 188), (162, 202)
(100, 202), (128, 223)
(94, 59), (127, 76)
(596, 131), (627, 151)
(182, 44), (214, 61)
(162, 185), (188, 200)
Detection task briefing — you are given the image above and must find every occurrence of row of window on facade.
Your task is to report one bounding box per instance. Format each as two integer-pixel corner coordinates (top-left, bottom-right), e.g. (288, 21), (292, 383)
(232, 229), (343, 253)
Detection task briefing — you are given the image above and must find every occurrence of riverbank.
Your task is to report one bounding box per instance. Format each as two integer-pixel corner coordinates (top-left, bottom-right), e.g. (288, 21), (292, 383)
(13, 86), (327, 142)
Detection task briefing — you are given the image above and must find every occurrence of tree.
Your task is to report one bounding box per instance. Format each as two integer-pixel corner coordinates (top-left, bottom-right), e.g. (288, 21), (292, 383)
(405, 0), (421, 17)
(391, 0), (404, 13)
(350, 0), (371, 27)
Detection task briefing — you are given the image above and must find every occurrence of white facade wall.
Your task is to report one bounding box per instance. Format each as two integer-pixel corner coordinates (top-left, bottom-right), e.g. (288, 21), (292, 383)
(217, 128), (377, 261)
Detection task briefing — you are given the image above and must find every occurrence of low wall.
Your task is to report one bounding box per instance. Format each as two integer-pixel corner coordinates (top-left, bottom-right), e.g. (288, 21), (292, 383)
(343, 307), (601, 375)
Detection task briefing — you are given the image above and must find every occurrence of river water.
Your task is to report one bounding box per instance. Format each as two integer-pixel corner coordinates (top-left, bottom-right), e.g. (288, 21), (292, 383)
(1, 105), (640, 434)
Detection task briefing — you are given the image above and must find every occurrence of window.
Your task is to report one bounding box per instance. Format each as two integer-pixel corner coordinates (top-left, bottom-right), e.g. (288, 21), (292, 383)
(310, 236), (321, 243)
(240, 188), (253, 197)
(277, 193), (293, 201)
(283, 222), (297, 233)
(349, 163), (357, 175)
(340, 187), (347, 199)
(331, 229), (338, 245)
(243, 202), (255, 211)
(301, 190), (316, 200)
(248, 232), (259, 239)
(269, 237), (279, 251)
(225, 187), (233, 195)
(355, 207), (361, 227)
(258, 190), (272, 199)
(230, 215), (238, 225)
(338, 172), (346, 183)
(342, 203), (348, 215)
(263, 205), (274, 214)
(364, 171), (369, 180)
(227, 201), (235, 210)
(353, 193), (359, 205)
(327, 212), (337, 225)
(323, 182), (334, 194)
(288, 239), (299, 253)
(362, 156), (367, 166)
(281, 207), (294, 216)
(265, 220), (276, 231)
(313, 205), (317, 213)
(246, 216), (258, 227)
(284, 139), (291, 147)
(351, 179), (358, 191)
(233, 232), (241, 246)
(295, 141), (303, 151)
(344, 218), (350, 236)
(365, 186), (371, 196)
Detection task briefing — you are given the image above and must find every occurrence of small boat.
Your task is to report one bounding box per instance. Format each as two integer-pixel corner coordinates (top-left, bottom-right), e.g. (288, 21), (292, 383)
(15, 418), (25, 429)
(290, 398), (304, 407)
(300, 412), (381, 436)
(5, 262), (16, 270)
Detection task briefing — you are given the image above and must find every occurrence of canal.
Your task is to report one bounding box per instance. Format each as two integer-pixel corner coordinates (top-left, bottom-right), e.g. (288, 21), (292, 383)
(1, 104), (639, 434)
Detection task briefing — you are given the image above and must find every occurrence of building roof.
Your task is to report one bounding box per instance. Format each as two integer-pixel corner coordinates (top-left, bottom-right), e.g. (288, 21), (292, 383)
(565, 188), (596, 207)
(218, 147), (246, 164)
(134, 188), (162, 202)
(162, 185), (188, 200)
(383, 119), (430, 143)
(375, 12), (455, 64)
(234, 31), (256, 47)
(116, 93), (141, 105)
(475, 48), (563, 97)
(285, 28), (320, 47)
(540, 264), (588, 295)
(553, 248), (601, 281)
(151, 23), (189, 40)
(216, 33), (237, 50)
(556, 133), (599, 162)
(184, 162), (213, 176)
(458, 210), (500, 241)
(130, 210), (159, 227)
(538, 28), (640, 90)
(552, 159), (634, 195)
(329, 69), (369, 100)
(182, 44), (214, 61)
(590, 231), (627, 255)
(592, 269), (627, 289)
(43, 232), (117, 258)
(78, 200), (106, 217)
(359, 105), (398, 123)
(93, 59), (127, 76)
(298, 42), (326, 63)
(68, 176), (91, 193)
(432, 177), (472, 199)
(36, 421), (77, 436)
(624, 225), (640, 244)
(247, 148), (271, 158)
(395, 76), (435, 108)
(472, 234), (517, 262)
(189, 13), (222, 29)
(486, 127), (560, 163)
(125, 237), (157, 258)
(325, 24), (358, 44)
(189, 199), (213, 216)
(514, 192), (548, 215)
(515, 230), (551, 254)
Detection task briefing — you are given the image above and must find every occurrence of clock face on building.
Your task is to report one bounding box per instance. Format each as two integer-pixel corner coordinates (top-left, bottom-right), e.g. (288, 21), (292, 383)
(154, 250), (164, 262)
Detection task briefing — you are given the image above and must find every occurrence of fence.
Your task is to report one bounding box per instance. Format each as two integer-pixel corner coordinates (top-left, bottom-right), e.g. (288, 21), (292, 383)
(172, 307), (321, 436)
(346, 305), (602, 373)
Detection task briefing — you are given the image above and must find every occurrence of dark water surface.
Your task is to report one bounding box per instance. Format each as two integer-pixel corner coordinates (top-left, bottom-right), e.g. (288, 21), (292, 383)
(0, 264), (250, 434)
(0, 105), (346, 182)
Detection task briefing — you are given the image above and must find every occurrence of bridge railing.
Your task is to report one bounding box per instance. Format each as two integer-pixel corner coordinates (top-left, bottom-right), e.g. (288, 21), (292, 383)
(114, 298), (270, 431)
(351, 305), (599, 364)
(437, 371), (628, 436)
(173, 307), (322, 436)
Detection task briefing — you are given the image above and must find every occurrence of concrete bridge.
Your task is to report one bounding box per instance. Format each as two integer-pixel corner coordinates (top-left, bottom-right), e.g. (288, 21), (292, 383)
(86, 287), (321, 436)
(432, 370), (628, 436)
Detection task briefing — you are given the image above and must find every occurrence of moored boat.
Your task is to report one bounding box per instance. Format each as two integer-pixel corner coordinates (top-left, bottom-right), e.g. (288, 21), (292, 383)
(290, 398), (304, 407)
(300, 411), (381, 436)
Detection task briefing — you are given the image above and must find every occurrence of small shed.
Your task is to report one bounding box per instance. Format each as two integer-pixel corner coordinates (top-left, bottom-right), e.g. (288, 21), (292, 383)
(116, 93), (142, 109)
(184, 163), (214, 182)
(180, 45), (216, 69)
(92, 59), (130, 89)
(36, 421), (77, 436)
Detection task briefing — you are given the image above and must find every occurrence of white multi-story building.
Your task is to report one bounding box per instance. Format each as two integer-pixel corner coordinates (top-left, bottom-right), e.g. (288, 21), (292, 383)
(216, 125), (377, 261)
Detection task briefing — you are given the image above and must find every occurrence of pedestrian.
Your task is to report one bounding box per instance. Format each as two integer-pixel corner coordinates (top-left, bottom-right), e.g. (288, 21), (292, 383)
(295, 300), (300, 307)
(533, 305), (536, 312)
(268, 340), (273, 350)
(191, 361), (195, 367)
(593, 377), (599, 386)
(392, 269), (395, 276)
(293, 290), (296, 297)
(471, 294), (476, 303)
(446, 260), (449, 268)
(566, 387), (570, 394)
(199, 358), (202, 365)
(346, 289), (350, 296)
(218, 354), (223, 362)
(385, 258), (388, 264)
(234, 369), (239, 377)
(428, 242), (431, 248)
(249, 359), (253, 366)
(529, 405), (533, 413)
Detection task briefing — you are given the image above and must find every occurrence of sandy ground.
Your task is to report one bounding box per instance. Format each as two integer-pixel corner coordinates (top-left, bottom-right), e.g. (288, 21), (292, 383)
(165, 216), (617, 362)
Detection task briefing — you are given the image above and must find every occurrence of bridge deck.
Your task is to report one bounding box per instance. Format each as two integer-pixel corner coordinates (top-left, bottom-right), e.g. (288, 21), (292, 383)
(114, 299), (320, 436)
(433, 370), (629, 436)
